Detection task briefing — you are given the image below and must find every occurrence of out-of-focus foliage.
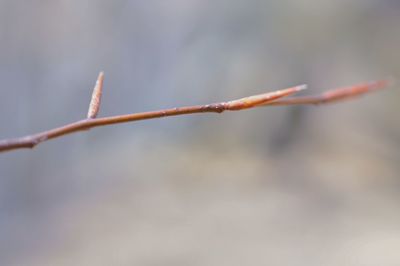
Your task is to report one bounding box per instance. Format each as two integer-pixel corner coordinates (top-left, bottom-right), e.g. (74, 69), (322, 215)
(0, 1), (399, 265)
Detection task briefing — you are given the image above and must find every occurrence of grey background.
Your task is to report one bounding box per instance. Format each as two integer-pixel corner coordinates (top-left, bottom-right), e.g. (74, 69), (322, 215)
(0, 1), (399, 265)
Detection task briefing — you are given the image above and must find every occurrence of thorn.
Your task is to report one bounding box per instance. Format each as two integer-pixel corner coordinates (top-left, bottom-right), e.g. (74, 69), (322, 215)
(87, 71), (104, 119)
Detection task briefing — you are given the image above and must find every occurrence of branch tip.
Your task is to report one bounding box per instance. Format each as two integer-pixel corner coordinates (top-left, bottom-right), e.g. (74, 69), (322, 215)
(268, 79), (389, 106)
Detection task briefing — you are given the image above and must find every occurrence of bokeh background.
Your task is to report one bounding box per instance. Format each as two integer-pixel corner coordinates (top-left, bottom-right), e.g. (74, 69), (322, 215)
(0, 1), (399, 265)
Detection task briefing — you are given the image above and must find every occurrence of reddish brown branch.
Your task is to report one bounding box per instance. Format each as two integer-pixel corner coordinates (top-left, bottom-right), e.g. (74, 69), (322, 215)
(266, 80), (388, 106)
(0, 73), (388, 153)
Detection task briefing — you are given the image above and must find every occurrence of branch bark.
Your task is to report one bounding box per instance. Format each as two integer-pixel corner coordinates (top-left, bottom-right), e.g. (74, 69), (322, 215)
(0, 73), (388, 153)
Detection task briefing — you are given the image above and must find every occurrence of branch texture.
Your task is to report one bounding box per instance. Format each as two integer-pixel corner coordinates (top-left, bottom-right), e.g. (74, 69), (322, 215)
(0, 73), (388, 153)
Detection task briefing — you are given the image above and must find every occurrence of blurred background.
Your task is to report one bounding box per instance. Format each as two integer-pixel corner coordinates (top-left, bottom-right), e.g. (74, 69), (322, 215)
(0, 1), (399, 265)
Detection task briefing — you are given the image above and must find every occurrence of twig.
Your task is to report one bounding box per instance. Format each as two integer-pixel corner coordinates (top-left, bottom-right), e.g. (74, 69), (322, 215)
(267, 80), (388, 106)
(0, 73), (388, 153)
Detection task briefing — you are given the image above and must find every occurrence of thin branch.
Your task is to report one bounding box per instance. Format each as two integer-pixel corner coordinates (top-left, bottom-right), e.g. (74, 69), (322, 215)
(0, 73), (388, 153)
(266, 80), (388, 106)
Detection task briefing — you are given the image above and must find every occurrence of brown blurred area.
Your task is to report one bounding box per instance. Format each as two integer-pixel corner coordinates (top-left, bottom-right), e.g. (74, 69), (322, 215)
(0, 1), (400, 265)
